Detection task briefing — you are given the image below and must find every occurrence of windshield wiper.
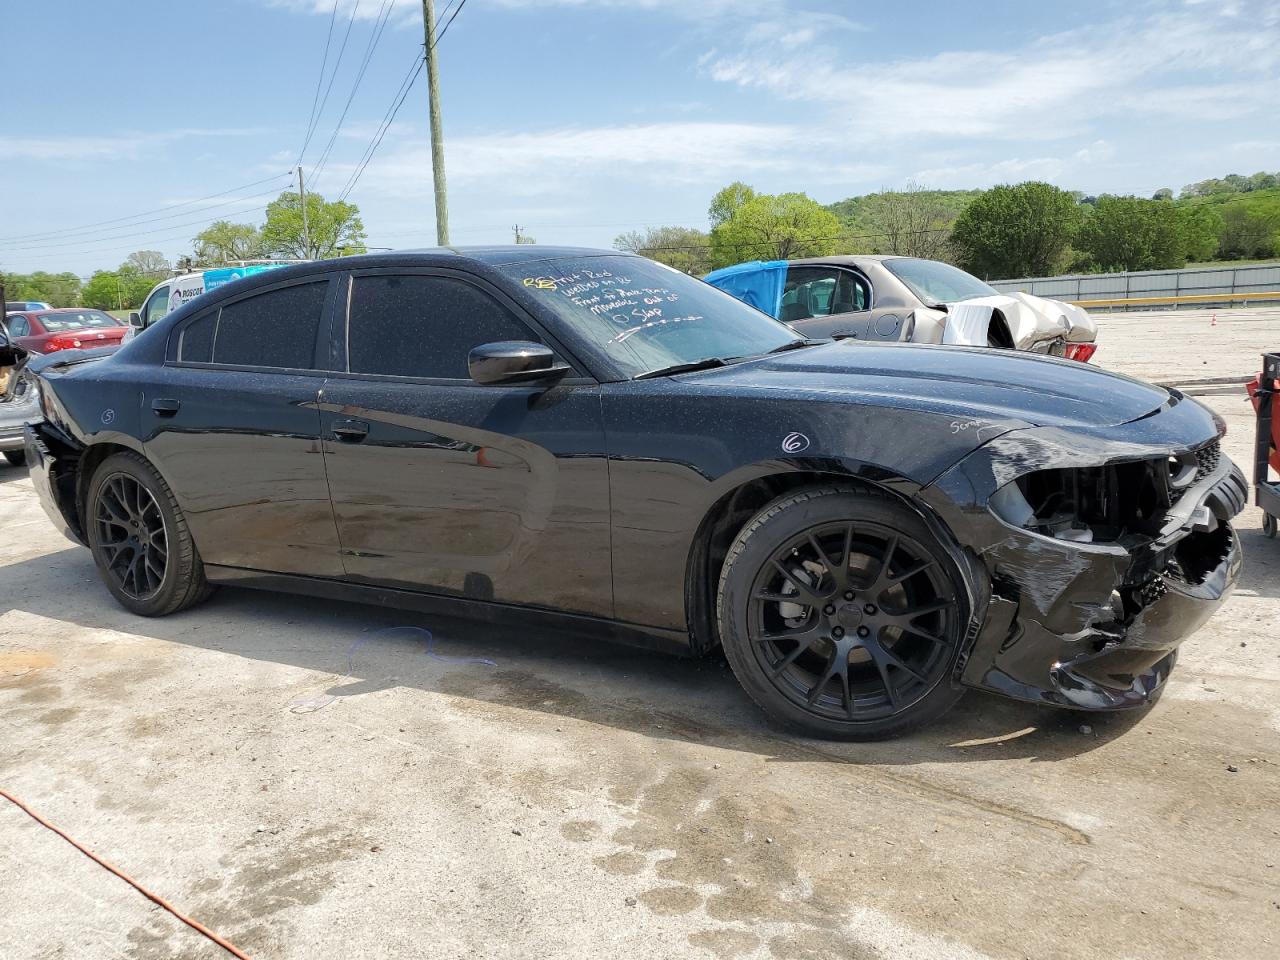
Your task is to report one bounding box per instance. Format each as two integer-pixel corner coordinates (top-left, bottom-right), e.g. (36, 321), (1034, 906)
(765, 339), (825, 354)
(634, 357), (732, 380)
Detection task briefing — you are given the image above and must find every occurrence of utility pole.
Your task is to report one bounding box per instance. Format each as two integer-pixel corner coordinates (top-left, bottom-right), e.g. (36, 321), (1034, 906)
(421, 0), (450, 246)
(296, 166), (312, 259)
(513, 224), (523, 244)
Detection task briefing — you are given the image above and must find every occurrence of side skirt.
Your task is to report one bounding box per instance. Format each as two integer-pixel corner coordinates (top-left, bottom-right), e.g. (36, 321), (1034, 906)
(203, 564), (694, 657)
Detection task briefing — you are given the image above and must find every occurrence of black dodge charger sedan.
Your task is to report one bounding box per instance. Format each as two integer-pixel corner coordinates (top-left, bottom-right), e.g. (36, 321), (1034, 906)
(23, 247), (1245, 739)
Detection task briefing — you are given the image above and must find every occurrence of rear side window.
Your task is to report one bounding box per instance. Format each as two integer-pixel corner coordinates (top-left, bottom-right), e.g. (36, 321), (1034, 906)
(179, 311), (216, 362)
(213, 281), (327, 369)
(348, 275), (538, 379)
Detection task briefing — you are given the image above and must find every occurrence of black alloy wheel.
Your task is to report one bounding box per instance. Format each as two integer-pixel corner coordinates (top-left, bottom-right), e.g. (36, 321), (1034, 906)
(94, 472), (168, 600)
(749, 520), (955, 721)
(717, 486), (968, 739)
(86, 451), (214, 616)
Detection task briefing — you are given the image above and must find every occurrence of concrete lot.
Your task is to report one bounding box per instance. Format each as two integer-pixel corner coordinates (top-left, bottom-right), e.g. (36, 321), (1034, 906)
(3, 308), (1279, 960)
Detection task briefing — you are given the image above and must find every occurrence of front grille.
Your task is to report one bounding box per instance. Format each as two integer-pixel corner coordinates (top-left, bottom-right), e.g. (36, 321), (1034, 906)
(1195, 441), (1221, 481)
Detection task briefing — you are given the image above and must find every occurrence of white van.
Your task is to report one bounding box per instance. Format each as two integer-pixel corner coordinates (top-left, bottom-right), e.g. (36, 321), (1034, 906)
(128, 264), (292, 335)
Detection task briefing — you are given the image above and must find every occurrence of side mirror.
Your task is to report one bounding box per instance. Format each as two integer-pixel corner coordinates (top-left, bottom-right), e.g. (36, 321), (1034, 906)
(468, 341), (569, 386)
(128, 312), (142, 327)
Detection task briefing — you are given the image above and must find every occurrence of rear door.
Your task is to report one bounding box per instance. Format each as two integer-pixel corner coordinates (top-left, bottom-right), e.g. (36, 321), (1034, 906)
(318, 268), (613, 617)
(141, 276), (344, 577)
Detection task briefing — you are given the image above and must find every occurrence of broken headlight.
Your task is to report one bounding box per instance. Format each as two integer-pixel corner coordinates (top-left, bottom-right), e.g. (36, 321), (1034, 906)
(989, 456), (1182, 544)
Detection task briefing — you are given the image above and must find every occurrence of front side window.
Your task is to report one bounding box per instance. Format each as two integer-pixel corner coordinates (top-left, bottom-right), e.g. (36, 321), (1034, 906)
(494, 255), (801, 380)
(780, 267), (869, 323)
(883, 258), (997, 305)
(212, 281), (327, 369)
(143, 286), (170, 327)
(348, 274), (540, 379)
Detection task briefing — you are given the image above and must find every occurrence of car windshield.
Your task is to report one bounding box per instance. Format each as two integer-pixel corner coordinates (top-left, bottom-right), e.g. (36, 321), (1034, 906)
(496, 255), (802, 379)
(883, 258), (998, 305)
(39, 310), (121, 332)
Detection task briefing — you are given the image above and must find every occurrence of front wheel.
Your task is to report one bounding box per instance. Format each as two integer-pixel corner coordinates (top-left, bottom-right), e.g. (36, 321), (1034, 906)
(717, 486), (969, 740)
(3, 450), (25, 467)
(86, 451), (214, 616)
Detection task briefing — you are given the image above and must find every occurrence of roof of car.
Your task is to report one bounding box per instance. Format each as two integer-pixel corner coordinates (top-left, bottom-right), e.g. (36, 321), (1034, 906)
(786, 254), (905, 267)
(357, 245), (630, 265)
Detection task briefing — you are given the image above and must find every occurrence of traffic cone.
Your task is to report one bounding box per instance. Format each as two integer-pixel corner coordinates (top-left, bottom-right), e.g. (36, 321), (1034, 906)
(1211, 312), (1217, 327)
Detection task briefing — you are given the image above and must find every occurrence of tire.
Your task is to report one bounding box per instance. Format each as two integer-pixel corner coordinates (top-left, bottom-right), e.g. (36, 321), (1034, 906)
(3, 450), (25, 467)
(85, 451), (214, 616)
(1264, 513), (1276, 539)
(716, 486), (969, 740)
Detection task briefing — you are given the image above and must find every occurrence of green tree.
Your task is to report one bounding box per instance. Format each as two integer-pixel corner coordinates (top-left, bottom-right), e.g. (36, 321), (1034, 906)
(193, 221), (264, 265)
(708, 182), (756, 228)
(81, 271), (126, 310)
(614, 225), (713, 275)
(80, 266), (156, 310)
(950, 182), (1083, 279)
(1075, 196), (1196, 272)
(1216, 204), (1280, 259)
(709, 192), (842, 268)
(1152, 187), (1174, 201)
(2, 271), (82, 306)
(260, 191), (366, 260)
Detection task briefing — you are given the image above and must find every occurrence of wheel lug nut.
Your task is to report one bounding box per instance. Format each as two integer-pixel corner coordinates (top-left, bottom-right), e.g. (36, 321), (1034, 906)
(843, 591), (854, 601)
(823, 605), (835, 615)
(832, 627), (844, 638)
(864, 603), (877, 615)
(857, 626), (870, 638)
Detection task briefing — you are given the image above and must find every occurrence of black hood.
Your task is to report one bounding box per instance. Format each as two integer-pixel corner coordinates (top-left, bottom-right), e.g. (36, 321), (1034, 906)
(682, 341), (1170, 430)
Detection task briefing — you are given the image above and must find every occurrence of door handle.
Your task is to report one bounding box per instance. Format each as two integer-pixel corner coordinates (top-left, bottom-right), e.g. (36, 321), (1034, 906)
(151, 398), (181, 417)
(332, 419), (370, 442)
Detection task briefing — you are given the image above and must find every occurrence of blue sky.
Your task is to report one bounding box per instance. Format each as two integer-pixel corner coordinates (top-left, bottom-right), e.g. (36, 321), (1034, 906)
(2, 0), (1278, 276)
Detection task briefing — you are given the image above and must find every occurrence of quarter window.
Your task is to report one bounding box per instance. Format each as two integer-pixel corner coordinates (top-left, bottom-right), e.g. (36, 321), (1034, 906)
(212, 281), (327, 369)
(179, 311), (216, 363)
(348, 275), (539, 380)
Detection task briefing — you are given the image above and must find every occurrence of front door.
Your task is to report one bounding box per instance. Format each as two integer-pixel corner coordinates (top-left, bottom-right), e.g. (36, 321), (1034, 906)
(318, 269), (613, 618)
(782, 265), (886, 340)
(141, 277), (344, 577)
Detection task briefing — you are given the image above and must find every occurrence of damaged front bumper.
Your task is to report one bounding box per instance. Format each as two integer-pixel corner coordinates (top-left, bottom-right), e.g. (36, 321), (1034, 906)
(923, 404), (1246, 710)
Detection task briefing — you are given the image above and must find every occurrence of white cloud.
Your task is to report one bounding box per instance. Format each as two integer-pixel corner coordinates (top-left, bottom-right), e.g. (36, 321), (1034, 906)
(328, 120), (887, 199)
(703, 1), (1280, 141)
(0, 129), (265, 162)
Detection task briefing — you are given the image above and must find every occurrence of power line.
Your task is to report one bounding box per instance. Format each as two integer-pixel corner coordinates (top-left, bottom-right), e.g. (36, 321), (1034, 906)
(0, 183), (292, 250)
(337, 0), (469, 204)
(337, 54), (424, 202)
(0, 173), (291, 245)
(0, 186), (287, 255)
(310, 0), (396, 187)
(300, 0), (364, 168)
(435, 0), (469, 44)
(297, 0), (341, 165)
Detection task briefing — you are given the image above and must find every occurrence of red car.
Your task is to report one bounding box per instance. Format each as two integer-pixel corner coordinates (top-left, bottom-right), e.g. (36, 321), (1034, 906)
(3, 308), (128, 354)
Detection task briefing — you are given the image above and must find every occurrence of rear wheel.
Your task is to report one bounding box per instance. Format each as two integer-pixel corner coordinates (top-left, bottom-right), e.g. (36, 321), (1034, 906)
(3, 450), (24, 467)
(717, 486), (968, 740)
(86, 452), (214, 616)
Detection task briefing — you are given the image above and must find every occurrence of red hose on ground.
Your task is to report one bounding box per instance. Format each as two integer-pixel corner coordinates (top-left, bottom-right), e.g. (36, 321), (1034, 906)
(1, 788), (251, 959)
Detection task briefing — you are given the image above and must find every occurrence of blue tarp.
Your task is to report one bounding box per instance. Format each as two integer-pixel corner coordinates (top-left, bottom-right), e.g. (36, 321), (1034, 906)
(703, 260), (788, 318)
